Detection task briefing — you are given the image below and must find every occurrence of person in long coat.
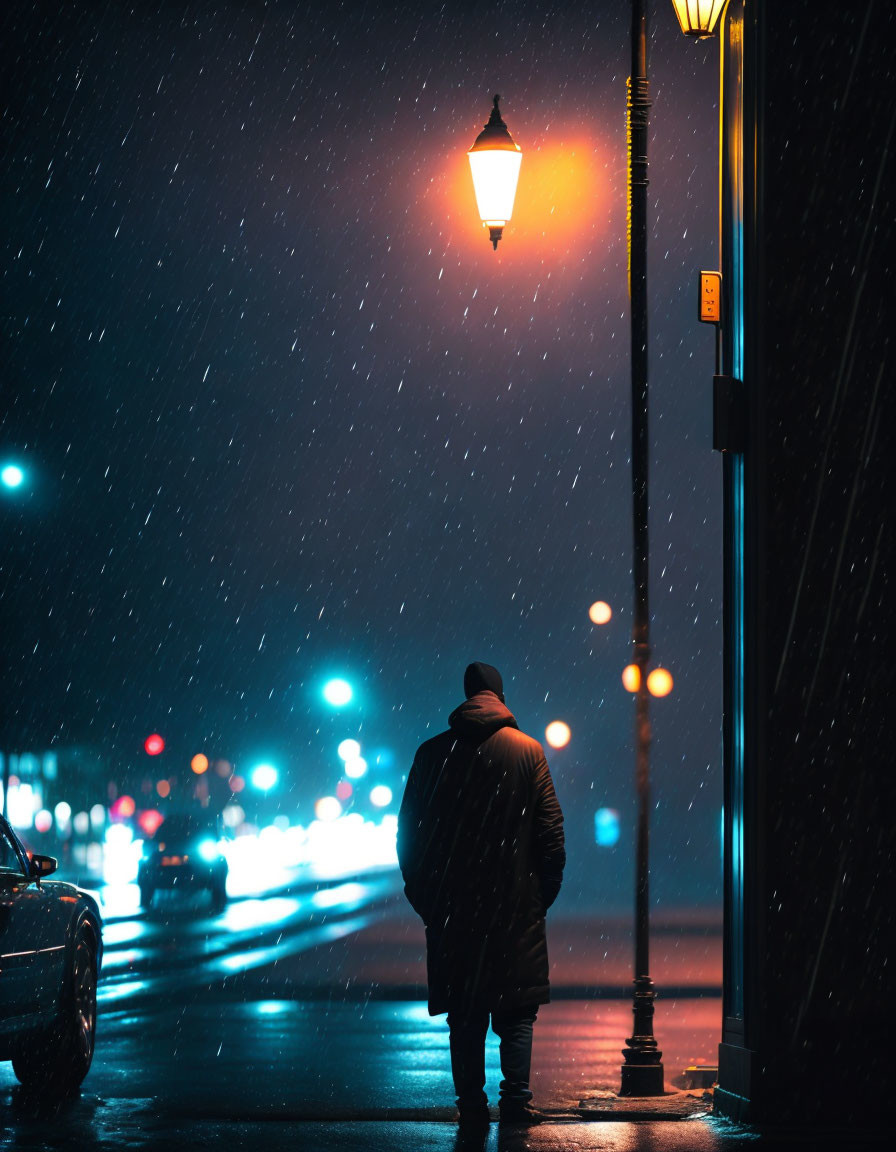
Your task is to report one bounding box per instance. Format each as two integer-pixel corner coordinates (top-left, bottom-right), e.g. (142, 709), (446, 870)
(397, 662), (565, 1125)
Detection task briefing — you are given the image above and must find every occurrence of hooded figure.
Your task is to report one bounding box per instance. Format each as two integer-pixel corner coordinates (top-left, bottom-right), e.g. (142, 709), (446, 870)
(397, 663), (565, 1125)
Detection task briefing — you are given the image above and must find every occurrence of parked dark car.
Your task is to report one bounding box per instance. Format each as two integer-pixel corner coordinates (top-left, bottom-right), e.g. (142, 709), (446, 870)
(138, 814), (228, 910)
(0, 813), (103, 1094)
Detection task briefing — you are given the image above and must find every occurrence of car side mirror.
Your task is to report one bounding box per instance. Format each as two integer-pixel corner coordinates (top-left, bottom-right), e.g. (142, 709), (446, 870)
(30, 854), (58, 881)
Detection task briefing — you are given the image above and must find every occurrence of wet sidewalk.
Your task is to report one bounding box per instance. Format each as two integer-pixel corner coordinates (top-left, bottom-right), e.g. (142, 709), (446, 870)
(3, 996), (883, 1150)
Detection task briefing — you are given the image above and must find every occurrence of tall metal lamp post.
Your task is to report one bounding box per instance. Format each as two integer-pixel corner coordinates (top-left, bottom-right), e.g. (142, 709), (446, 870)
(617, 0), (665, 1095)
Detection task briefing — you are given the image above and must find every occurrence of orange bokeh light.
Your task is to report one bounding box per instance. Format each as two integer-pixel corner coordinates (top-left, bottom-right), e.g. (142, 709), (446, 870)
(156, 779), (171, 798)
(116, 795), (136, 819)
(647, 668), (674, 697)
(622, 664), (641, 692)
(589, 600), (612, 625)
(545, 721), (571, 749)
(191, 753), (209, 775)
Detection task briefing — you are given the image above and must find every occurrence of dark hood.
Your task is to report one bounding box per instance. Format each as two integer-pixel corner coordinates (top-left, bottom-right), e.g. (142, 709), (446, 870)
(448, 690), (518, 744)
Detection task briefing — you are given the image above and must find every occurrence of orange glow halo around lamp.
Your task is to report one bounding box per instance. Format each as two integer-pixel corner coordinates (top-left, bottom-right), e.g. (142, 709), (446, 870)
(467, 94), (522, 250)
(669, 0), (727, 37)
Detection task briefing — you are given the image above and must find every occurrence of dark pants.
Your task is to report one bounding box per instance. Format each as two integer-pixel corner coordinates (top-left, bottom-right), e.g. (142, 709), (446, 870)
(446, 1004), (539, 1108)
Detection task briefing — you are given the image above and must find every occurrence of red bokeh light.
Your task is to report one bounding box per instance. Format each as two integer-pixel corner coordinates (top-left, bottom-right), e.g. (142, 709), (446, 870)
(336, 780), (353, 801)
(112, 795), (136, 819)
(138, 809), (165, 837)
(144, 733), (165, 756)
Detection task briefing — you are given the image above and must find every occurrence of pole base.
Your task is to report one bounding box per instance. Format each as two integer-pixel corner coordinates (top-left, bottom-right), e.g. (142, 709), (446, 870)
(488, 225), (503, 250)
(619, 1060), (665, 1097)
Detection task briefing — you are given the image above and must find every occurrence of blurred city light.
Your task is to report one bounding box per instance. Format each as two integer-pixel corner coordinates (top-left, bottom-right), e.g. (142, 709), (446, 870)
(229, 774), (246, 793)
(191, 753), (209, 774)
(1, 464), (24, 489)
(73, 811), (90, 835)
(250, 763), (278, 792)
(54, 800), (72, 826)
(594, 807), (621, 847)
(90, 803), (106, 830)
(137, 808), (164, 837)
(144, 733), (165, 756)
(344, 755), (368, 780)
(34, 809), (53, 833)
(198, 837), (220, 862)
(369, 785), (393, 808)
(545, 721), (571, 749)
(156, 779), (171, 798)
(622, 664), (641, 692)
(315, 796), (342, 822)
(336, 780), (353, 801)
(111, 795), (136, 819)
(6, 781), (35, 828)
(323, 678), (353, 706)
(337, 738), (361, 761)
(222, 804), (245, 828)
(103, 822), (140, 885)
(647, 667), (674, 697)
(589, 600), (613, 625)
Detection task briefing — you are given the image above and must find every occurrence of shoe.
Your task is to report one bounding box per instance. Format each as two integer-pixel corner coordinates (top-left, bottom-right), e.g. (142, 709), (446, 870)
(498, 1102), (547, 1125)
(456, 1103), (490, 1128)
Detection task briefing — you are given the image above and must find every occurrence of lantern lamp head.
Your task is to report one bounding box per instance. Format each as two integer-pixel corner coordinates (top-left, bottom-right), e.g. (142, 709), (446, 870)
(670, 0), (727, 38)
(467, 95), (522, 250)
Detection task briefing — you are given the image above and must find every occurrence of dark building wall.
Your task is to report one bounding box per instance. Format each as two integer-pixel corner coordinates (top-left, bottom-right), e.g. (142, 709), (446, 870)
(715, 0), (894, 1126)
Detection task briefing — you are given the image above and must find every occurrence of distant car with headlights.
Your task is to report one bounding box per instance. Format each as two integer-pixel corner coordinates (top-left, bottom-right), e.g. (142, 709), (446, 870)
(138, 814), (228, 909)
(0, 813), (103, 1094)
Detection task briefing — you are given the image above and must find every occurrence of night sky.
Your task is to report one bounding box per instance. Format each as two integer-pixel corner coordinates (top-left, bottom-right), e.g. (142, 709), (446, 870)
(2, 1), (721, 908)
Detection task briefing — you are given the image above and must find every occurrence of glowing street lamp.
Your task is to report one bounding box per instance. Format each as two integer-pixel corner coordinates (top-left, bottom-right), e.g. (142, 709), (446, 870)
(467, 95), (522, 250)
(669, 0), (726, 37)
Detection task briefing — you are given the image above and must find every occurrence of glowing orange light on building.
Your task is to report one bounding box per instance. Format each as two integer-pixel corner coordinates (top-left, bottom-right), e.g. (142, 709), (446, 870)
(622, 664), (641, 692)
(589, 600), (612, 625)
(156, 780), (171, 799)
(647, 668), (674, 697)
(191, 753), (209, 775)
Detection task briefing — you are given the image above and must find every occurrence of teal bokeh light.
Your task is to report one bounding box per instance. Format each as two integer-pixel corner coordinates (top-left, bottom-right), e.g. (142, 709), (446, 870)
(250, 763), (278, 791)
(1, 464), (25, 489)
(322, 678), (353, 707)
(594, 807), (621, 847)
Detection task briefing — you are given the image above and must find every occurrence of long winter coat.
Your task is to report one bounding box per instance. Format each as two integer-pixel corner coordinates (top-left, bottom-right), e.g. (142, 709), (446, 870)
(397, 691), (565, 1015)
